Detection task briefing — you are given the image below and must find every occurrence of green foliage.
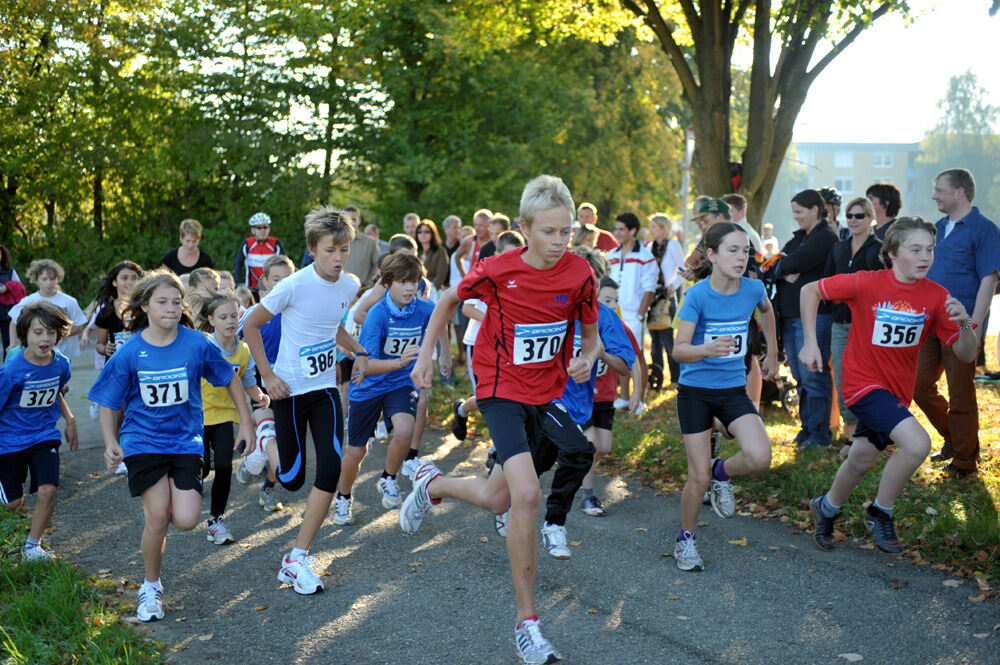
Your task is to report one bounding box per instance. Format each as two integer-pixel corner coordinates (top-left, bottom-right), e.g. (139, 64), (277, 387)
(0, 510), (165, 664)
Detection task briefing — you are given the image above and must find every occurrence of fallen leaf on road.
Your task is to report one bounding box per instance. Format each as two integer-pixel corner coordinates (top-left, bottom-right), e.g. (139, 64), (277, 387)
(767, 546), (780, 551)
(833, 530), (847, 542)
(239, 543), (252, 548)
(672, 579), (685, 585)
(480, 537), (488, 543)
(666, 595), (680, 600)
(198, 634), (213, 641)
(569, 541), (582, 547)
(931, 563), (949, 571)
(891, 583), (905, 590)
(838, 653), (863, 662)
(697, 521), (710, 527)
(675, 616), (690, 620)
(973, 633), (989, 639)
(859, 543), (875, 550)
(759, 556), (767, 561)
(586, 608), (598, 614)
(661, 552), (673, 558)
(635, 527), (648, 532)
(90, 473), (100, 479)
(172, 644), (187, 651)
(968, 593), (987, 603)
(727, 537), (748, 547)
(408, 562), (423, 567)
(255, 606), (267, 612)
(175, 617), (186, 622)
(942, 579), (963, 588)
(807, 568), (815, 574)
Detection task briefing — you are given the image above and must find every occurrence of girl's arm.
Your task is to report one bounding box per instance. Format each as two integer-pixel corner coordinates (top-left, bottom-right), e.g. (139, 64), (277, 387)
(568, 321), (600, 384)
(58, 393), (78, 452)
(100, 406), (124, 470)
(225, 373), (255, 456)
(461, 302), (485, 321)
(797, 282), (823, 372)
(96, 328), (115, 357)
(756, 298), (779, 381)
(244, 384), (269, 410)
(673, 318), (736, 363)
(436, 326), (452, 378)
(243, 304), (290, 400)
(353, 285), (385, 325)
(412, 287), (461, 389)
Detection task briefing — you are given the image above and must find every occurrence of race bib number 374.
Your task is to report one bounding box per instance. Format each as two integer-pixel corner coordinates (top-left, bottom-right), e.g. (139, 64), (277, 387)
(514, 321), (568, 365)
(138, 368), (189, 408)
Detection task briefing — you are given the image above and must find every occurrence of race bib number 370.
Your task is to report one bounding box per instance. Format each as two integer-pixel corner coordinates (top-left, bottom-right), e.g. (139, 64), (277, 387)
(19, 376), (60, 408)
(138, 368), (189, 408)
(299, 338), (337, 378)
(514, 321), (568, 365)
(872, 308), (924, 348)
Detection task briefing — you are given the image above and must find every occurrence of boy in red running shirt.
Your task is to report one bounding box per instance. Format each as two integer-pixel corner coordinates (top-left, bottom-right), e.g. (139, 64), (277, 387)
(402, 175), (599, 665)
(799, 217), (977, 554)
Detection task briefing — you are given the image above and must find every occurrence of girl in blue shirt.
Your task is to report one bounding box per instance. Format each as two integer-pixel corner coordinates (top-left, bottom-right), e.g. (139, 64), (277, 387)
(672, 222), (779, 572)
(88, 270), (253, 623)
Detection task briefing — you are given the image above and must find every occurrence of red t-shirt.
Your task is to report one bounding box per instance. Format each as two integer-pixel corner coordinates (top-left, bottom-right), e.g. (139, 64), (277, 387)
(594, 319), (640, 403)
(458, 248), (598, 404)
(818, 270), (959, 406)
(595, 229), (619, 252)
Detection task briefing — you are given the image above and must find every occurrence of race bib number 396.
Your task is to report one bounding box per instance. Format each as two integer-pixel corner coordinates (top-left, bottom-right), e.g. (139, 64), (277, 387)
(704, 321), (748, 358)
(20, 376), (60, 408)
(138, 368), (189, 408)
(299, 339), (337, 378)
(514, 321), (568, 365)
(872, 308), (924, 348)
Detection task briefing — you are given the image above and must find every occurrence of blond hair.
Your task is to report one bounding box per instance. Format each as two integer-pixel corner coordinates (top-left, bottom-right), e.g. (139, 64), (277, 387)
(27, 258), (65, 283)
(179, 218), (202, 238)
(304, 206), (354, 249)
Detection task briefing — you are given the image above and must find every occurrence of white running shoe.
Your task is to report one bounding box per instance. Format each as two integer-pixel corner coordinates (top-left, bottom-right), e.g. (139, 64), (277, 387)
(243, 448), (268, 477)
(377, 476), (403, 509)
(399, 460), (442, 533)
(612, 398), (630, 410)
(515, 617), (563, 664)
(375, 420), (389, 441)
(259, 486), (281, 512)
(333, 495), (353, 526)
(89, 402), (100, 420)
(21, 543), (53, 561)
(674, 535), (704, 572)
(277, 554), (324, 594)
(206, 517), (234, 545)
(236, 461), (254, 486)
(115, 461), (127, 475)
(494, 509), (509, 538)
(540, 522), (571, 560)
(401, 457), (420, 481)
(136, 583), (165, 622)
(710, 479), (736, 519)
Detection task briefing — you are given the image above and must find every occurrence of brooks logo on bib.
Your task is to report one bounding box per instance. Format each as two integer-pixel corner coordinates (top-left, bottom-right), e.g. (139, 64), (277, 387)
(138, 368), (189, 407)
(299, 339), (337, 378)
(20, 376), (59, 408)
(384, 326), (422, 357)
(704, 321), (748, 358)
(872, 307), (924, 348)
(514, 321), (567, 365)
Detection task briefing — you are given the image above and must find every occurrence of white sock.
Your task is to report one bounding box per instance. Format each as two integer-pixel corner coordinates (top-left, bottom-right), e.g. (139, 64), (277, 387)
(289, 547), (308, 561)
(144, 578), (162, 591)
(457, 404), (467, 418)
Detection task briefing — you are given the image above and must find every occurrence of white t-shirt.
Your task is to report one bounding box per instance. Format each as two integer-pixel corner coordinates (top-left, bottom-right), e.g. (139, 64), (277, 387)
(260, 265), (359, 396)
(9, 291), (88, 359)
(462, 298), (487, 346)
(449, 249), (470, 291)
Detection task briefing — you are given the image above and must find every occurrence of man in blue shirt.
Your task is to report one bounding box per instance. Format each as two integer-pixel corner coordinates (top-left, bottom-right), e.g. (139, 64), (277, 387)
(915, 168), (1000, 477)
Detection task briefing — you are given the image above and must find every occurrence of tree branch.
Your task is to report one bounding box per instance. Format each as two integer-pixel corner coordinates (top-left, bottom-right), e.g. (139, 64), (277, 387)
(621, 0), (700, 104)
(806, 2), (892, 83)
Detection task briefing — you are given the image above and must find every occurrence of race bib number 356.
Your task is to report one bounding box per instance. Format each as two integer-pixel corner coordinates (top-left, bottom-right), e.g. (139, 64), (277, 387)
(299, 339), (337, 378)
(138, 368), (189, 407)
(514, 321), (568, 365)
(20, 376), (60, 408)
(872, 308), (924, 348)
(704, 321), (748, 358)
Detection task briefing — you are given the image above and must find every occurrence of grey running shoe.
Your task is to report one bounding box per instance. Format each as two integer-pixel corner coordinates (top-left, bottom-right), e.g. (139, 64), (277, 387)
(377, 476), (403, 509)
(494, 509), (509, 538)
(540, 522), (570, 560)
(515, 617), (562, 664)
(399, 460), (442, 533)
(206, 516), (234, 545)
(259, 486), (282, 512)
(710, 479), (735, 518)
(864, 504), (902, 554)
(580, 495), (607, 517)
(674, 535), (704, 572)
(810, 496), (838, 551)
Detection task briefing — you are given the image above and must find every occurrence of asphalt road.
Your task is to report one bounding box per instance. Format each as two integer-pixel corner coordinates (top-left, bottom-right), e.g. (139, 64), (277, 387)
(38, 354), (999, 665)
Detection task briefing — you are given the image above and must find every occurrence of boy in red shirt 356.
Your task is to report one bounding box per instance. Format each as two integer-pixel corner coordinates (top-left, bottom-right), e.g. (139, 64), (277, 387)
(403, 175), (599, 665)
(799, 217), (977, 555)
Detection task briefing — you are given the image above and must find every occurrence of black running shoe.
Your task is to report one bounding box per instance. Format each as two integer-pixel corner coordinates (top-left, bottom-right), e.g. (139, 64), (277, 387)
(864, 504), (902, 554)
(811, 496), (838, 551)
(451, 399), (468, 440)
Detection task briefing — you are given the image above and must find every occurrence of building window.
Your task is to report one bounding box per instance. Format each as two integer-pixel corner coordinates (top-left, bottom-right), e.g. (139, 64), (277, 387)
(834, 151), (854, 168)
(835, 177), (854, 195)
(873, 152), (893, 168)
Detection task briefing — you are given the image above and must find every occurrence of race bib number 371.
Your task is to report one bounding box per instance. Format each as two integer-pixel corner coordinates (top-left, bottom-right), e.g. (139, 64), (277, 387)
(872, 308), (924, 348)
(138, 368), (189, 408)
(514, 321), (568, 365)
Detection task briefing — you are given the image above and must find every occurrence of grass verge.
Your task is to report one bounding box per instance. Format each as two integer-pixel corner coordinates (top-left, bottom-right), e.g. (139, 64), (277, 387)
(0, 508), (165, 664)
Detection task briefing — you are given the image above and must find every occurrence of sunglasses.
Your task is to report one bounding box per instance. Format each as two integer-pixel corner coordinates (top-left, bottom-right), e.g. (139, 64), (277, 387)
(845, 213), (868, 220)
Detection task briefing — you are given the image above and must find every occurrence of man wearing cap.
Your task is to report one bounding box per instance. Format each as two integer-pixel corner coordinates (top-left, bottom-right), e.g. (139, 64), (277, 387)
(234, 212), (286, 296)
(683, 197), (736, 282)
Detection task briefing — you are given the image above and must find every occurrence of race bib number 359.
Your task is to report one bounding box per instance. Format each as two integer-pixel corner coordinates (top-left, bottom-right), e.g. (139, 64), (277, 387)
(872, 308), (924, 348)
(20, 376), (60, 408)
(138, 368), (189, 408)
(514, 321), (568, 365)
(299, 339), (337, 378)
(704, 321), (748, 358)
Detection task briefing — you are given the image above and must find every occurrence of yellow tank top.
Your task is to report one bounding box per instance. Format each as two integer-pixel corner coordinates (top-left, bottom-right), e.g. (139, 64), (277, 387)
(202, 336), (251, 426)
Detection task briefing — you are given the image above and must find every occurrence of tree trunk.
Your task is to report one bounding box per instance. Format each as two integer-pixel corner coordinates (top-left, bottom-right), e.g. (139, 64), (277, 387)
(45, 199), (56, 229)
(0, 174), (16, 245)
(94, 166), (104, 239)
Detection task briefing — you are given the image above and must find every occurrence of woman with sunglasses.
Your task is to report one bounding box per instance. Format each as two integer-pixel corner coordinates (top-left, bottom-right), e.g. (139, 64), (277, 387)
(416, 220), (449, 292)
(824, 197), (883, 455)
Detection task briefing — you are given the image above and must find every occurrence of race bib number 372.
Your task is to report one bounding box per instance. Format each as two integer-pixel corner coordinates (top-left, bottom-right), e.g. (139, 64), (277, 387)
(19, 376), (60, 408)
(514, 321), (568, 365)
(299, 338), (337, 378)
(872, 308), (924, 348)
(138, 368), (189, 408)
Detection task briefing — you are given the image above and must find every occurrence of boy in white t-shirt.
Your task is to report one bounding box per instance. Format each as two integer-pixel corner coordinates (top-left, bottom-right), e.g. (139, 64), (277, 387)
(7, 259), (87, 360)
(243, 207), (364, 595)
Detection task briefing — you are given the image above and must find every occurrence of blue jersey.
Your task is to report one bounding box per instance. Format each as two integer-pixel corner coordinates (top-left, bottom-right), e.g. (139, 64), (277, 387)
(238, 304), (282, 364)
(676, 277), (767, 389)
(557, 304), (635, 425)
(87, 326), (234, 457)
(349, 297), (435, 403)
(0, 350), (71, 454)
